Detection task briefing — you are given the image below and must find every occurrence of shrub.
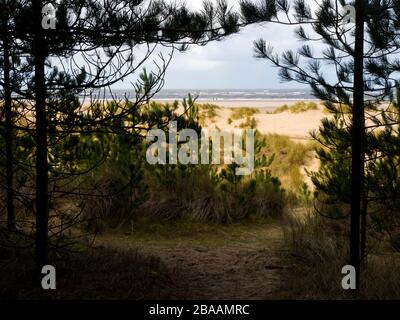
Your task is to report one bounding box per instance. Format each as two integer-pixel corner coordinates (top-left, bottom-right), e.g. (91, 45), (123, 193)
(80, 134), (148, 231)
(143, 132), (285, 223)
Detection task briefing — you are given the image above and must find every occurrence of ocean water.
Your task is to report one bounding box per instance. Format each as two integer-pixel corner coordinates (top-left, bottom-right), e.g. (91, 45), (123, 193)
(154, 89), (315, 101)
(98, 88), (315, 101)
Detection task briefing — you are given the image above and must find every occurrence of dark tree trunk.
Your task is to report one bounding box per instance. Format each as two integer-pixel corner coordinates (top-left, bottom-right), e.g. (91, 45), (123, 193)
(2, 16), (15, 231)
(33, 0), (49, 267)
(360, 196), (368, 260)
(350, 0), (366, 289)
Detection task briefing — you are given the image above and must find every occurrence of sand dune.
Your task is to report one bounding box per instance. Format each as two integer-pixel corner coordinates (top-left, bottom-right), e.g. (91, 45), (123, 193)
(199, 100), (329, 142)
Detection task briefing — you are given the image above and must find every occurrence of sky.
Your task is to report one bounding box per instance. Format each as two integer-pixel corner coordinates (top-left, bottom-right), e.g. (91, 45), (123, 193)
(159, 23), (305, 89)
(114, 0), (312, 90)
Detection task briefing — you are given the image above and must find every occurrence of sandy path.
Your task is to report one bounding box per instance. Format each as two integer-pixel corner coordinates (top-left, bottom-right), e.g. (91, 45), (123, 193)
(142, 241), (283, 299)
(97, 223), (286, 300)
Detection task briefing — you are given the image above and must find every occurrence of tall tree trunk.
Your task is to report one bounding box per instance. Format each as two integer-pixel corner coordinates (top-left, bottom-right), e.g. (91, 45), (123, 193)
(2, 16), (15, 230)
(350, 0), (366, 289)
(360, 196), (368, 260)
(33, 0), (49, 267)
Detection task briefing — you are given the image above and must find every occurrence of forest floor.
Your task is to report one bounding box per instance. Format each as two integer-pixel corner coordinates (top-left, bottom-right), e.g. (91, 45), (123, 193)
(95, 218), (289, 299)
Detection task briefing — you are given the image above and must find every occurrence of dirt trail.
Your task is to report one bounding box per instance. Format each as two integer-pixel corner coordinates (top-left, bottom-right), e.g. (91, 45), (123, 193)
(142, 243), (283, 299)
(97, 223), (286, 299)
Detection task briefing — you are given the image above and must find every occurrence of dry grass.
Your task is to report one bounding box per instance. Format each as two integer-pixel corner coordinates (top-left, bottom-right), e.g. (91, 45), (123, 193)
(280, 209), (400, 299)
(238, 116), (258, 129)
(100, 216), (282, 248)
(197, 103), (220, 123)
(264, 134), (316, 192)
(144, 167), (230, 222)
(273, 102), (319, 114)
(143, 168), (284, 223)
(230, 107), (260, 120)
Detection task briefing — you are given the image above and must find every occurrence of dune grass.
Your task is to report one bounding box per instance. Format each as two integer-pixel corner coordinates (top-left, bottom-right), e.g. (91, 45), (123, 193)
(273, 102), (319, 114)
(197, 103), (220, 123)
(238, 116), (258, 129)
(230, 107), (260, 120)
(264, 134), (316, 192)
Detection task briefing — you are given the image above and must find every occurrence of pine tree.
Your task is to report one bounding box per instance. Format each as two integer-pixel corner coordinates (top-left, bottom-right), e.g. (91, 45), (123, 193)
(1, 0), (276, 269)
(0, 0), (16, 230)
(246, 0), (400, 287)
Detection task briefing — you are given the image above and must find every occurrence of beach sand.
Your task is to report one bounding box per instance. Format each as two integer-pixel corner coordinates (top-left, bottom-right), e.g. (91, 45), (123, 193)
(156, 99), (319, 111)
(184, 99), (329, 143)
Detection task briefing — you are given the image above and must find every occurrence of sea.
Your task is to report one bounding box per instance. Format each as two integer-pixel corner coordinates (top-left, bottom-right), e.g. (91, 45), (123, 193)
(95, 88), (316, 102)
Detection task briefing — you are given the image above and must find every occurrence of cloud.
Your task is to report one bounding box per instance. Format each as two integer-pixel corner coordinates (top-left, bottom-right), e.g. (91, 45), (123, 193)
(115, 0), (321, 89)
(157, 21), (307, 89)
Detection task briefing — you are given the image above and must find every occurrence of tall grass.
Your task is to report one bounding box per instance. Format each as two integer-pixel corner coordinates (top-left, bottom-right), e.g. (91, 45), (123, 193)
(144, 164), (285, 223)
(144, 166), (229, 222)
(265, 134), (316, 192)
(281, 209), (400, 299)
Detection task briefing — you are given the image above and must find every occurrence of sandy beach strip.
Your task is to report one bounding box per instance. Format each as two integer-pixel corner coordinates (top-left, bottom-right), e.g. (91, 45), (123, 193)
(154, 99), (320, 111)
